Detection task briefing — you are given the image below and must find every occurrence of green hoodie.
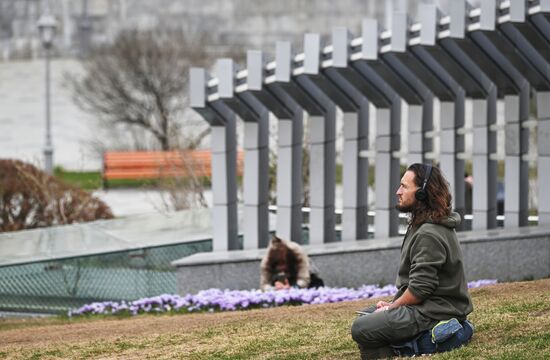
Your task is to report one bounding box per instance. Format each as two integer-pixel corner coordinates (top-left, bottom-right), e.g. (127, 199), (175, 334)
(394, 212), (473, 321)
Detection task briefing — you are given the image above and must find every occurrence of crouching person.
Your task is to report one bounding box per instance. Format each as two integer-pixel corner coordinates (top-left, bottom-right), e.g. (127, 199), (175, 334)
(260, 236), (324, 291)
(351, 164), (474, 359)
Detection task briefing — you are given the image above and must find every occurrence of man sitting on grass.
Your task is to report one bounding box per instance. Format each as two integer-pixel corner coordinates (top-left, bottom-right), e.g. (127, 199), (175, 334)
(351, 164), (474, 359)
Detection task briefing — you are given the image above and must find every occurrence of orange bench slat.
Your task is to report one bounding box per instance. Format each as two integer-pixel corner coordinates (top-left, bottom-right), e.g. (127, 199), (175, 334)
(102, 150), (243, 181)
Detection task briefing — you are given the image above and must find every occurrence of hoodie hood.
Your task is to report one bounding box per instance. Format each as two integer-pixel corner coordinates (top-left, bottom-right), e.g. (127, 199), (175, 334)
(437, 211), (461, 229)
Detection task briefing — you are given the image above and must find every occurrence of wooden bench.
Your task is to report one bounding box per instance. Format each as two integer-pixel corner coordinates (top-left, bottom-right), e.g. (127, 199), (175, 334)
(102, 150), (244, 188)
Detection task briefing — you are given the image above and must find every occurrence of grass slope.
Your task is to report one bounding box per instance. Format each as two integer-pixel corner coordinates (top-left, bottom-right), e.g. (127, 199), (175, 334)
(0, 279), (549, 359)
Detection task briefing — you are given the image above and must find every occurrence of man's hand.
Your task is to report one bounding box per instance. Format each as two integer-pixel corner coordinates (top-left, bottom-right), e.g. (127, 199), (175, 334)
(376, 300), (391, 309)
(387, 289), (422, 309)
(374, 301), (391, 313)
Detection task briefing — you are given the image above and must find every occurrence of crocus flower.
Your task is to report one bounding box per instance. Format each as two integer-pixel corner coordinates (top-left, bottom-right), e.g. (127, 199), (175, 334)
(69, 280), (496, 317)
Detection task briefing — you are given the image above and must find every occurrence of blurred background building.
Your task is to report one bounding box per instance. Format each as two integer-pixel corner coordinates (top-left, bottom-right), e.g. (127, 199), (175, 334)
(0, 0), (460, 60)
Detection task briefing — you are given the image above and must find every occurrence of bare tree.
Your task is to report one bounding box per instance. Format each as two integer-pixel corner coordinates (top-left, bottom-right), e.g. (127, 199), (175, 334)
(66, 27), (216, 151)
(65, 26), (245, 211)
(156, 158), (210, 212)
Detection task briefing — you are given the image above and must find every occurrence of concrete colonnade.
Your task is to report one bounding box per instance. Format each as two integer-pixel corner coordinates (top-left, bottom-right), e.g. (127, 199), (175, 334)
(191, 0), (550, 251)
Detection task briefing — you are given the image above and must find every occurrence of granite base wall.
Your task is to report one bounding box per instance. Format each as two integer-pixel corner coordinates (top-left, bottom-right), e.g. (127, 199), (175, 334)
(173, 226), (550, 295)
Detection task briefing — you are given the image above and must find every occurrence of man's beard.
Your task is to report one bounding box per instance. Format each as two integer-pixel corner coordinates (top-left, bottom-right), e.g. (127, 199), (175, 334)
(396, 203), (415, 213)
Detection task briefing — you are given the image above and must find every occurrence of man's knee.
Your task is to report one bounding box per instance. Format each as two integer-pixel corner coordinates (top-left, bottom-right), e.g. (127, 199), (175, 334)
(351, 306), (424, 347)
(351, 314), (383, 346)
(351, 316), (366, 343)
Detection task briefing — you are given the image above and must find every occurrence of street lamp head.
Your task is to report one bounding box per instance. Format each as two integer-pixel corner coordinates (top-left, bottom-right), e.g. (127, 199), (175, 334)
(37, 14), (58, 48)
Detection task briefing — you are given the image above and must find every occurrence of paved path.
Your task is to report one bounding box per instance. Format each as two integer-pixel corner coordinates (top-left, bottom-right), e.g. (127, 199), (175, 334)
(92, 189), (214, 217)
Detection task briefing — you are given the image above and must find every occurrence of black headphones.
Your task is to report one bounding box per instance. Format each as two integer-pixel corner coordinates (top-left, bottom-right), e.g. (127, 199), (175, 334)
(415, 164), (432, 201)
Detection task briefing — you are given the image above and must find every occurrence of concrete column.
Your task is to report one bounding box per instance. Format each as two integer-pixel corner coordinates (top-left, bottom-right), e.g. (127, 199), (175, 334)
(375, 105), (401, 237)
(537, 91), (550, 225)
(291, 33), (339, 245)
(350, 17), (401, 237)
(308, 110), (337, 244)
(263, 41), (305, 244)
(190, 67), (239, 251)
(212, 60), (240, 251)
(504, 89), (530, 227)
(210, 120), (239, 250)
(242, 117), (270, 249)
(236, 51), (273, 249)
(216, 57), (271, 250)
(382, 10), (434, 166)
(341, 102), (369, 241)
(276, 113), (304, 243)
(407, 102), (431, 164)
(472, 89), (498, 230)
(439, 93), (466, 229)
(329, 26), (373, 242)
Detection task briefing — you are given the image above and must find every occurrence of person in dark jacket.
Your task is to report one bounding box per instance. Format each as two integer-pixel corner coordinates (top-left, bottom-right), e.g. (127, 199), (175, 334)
(351, 163), (473, 359)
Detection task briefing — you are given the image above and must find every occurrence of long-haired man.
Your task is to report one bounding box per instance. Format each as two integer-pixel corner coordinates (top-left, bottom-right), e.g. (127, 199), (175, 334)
(351, 163), (473, 359)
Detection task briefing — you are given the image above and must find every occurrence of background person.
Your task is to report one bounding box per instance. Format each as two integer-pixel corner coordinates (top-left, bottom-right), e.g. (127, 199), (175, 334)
(351, 163), (473, 359)
(260, 236), (323, 291)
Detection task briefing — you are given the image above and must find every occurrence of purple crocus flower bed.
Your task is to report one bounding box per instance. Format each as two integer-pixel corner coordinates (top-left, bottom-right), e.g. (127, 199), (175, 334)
(69, 279), (497, 317)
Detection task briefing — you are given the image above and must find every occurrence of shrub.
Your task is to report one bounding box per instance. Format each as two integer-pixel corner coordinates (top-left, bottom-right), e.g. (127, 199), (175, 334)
(0, 159), (114, 232)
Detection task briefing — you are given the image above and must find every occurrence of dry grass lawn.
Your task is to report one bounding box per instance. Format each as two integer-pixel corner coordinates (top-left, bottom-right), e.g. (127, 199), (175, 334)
(0, 279), (549, 359)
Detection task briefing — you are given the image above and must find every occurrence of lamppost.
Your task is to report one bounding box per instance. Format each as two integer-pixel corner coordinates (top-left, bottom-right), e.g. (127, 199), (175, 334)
(37, 11), (58, 174)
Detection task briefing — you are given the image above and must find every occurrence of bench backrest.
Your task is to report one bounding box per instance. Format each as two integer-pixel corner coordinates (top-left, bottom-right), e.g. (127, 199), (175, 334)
(103, 150), (244, 180)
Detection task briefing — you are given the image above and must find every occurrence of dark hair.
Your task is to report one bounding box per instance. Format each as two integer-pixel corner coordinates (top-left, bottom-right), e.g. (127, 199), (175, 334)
(266, 236), (300, 285)
(407, 163), (452, 228)
(271, 272), (288, 285)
